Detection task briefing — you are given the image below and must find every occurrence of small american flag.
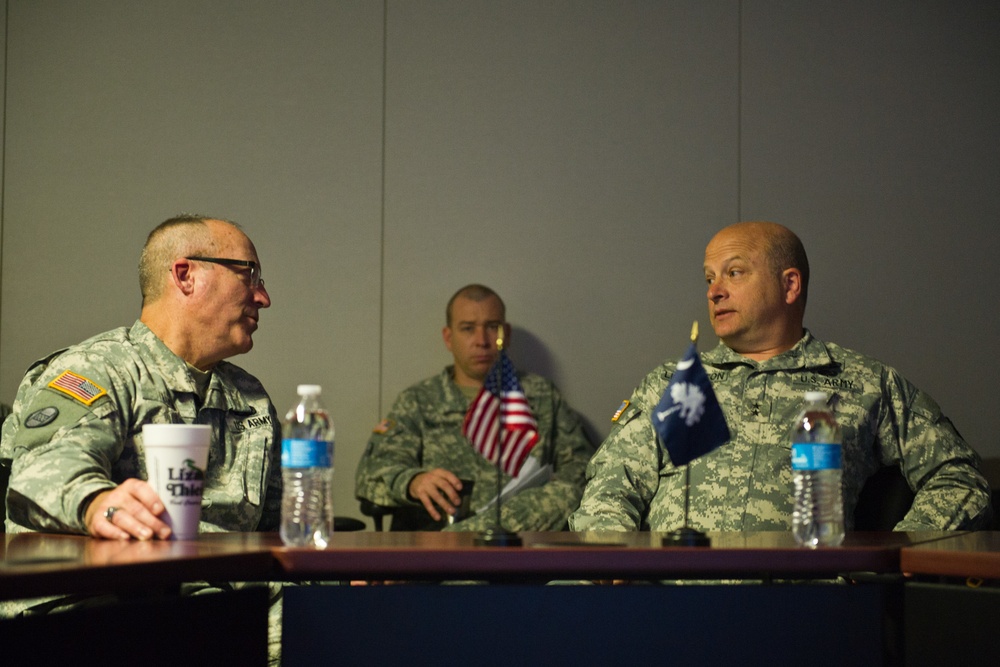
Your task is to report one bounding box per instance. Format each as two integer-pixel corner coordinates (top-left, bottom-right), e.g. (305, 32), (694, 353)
(462, 350), (539, 477)
(48, 370), (107, 406)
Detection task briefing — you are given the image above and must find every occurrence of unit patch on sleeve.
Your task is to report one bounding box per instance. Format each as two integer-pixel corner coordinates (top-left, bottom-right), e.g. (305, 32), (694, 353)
(48, 370), (108, 406)
(24, 406), (60, 428)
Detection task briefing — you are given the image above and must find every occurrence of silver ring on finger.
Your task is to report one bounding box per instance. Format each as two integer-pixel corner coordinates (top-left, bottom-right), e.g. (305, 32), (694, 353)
(104, 506), (119, 522)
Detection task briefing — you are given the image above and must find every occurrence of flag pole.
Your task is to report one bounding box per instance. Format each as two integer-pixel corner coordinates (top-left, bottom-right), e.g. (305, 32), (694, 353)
(663, 321), (711, 548)
(493, 328), (504, 527)
(475, 325), (523, 547)
(681, 323), (697, 526)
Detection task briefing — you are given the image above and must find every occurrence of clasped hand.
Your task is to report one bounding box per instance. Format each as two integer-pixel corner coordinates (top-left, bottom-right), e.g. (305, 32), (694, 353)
(408, 468), (465, 521)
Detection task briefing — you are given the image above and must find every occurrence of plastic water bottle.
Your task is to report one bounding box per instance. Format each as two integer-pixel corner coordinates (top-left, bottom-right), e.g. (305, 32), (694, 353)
(280, 384), (335, 547)
(791, 390), (845, 548)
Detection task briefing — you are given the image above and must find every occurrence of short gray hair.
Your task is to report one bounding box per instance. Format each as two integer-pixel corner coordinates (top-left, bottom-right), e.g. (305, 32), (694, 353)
(138, 214), (236, 305)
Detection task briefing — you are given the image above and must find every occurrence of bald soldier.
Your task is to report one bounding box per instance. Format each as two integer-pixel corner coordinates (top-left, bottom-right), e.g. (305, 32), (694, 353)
(1, 215), (279, 539)
(570, 221), (992, 532)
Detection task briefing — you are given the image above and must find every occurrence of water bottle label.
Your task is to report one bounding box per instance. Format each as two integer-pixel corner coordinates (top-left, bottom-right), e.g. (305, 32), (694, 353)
(281, 438), (332, 468)
(791, 443), (841, 470)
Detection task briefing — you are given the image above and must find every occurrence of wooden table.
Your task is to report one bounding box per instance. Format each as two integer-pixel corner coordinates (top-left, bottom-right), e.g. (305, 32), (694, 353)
(2, 529), (961, 597)
(0, 531), (277, 601)
(0, 532), (277, 666)
(1, 530), (987, 667)
(898, 532), (1000, 667)
(901, 530), (1000, 580)
(270, 529), (954, 582)
(272, 530), (958, 667)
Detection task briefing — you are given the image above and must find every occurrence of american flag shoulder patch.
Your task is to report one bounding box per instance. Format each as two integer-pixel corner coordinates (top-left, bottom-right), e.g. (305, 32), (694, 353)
(611, 400), (630, 423)
(372, 418), (394, 434)
(48, 370), (108, 406)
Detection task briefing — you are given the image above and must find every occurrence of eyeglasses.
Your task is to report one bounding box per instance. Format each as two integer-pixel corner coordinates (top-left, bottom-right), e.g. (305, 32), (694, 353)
(186, 256), (264, 289)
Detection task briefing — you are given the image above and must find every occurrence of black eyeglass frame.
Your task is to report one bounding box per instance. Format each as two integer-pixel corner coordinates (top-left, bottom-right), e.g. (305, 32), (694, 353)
(185, 256), (264, 288)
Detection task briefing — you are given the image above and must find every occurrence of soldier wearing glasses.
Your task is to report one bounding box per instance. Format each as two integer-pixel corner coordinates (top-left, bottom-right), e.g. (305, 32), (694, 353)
(1, 214), (280, 541)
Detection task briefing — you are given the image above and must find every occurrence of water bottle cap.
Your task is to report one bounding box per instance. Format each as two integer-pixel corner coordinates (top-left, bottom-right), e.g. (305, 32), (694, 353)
(804, 390), (828, 403)
(297, 384), (322, 395)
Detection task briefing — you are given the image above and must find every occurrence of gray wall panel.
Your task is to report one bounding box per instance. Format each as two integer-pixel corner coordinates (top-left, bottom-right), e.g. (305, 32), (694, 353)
(741, 1), (1000, 463)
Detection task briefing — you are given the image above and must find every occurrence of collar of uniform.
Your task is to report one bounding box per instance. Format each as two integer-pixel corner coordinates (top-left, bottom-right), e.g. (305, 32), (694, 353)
(126, 320), (253, 415)
(701, 329), (838, 372)
(128, 320), (199, 395)
(203, 364), (253, 415)
(441, 365), (474, 407)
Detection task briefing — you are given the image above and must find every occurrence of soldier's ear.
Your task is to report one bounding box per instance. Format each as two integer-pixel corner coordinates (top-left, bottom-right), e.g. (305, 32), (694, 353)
(781, 268), (802, 305)
(170, 259), (197, 296)
(442, 324), (454, 352)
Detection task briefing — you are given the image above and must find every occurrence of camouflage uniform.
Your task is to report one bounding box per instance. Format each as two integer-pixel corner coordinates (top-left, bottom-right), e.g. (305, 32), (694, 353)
(1, 320), (282, 535)
(570, 331), (992, 532)
(355, 366), (595, 531)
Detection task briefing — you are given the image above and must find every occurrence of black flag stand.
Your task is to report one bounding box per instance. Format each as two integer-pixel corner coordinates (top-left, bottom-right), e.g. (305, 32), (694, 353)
(475, 328), (522, 547)
(662, 321), (711, 547)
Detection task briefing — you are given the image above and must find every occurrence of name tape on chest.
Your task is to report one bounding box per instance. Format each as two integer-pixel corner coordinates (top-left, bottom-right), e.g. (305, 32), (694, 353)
(229, 413), (274, 434)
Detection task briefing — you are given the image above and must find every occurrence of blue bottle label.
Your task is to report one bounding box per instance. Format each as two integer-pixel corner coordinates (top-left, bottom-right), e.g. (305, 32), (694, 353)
(791, 443), (841, 471)
(281, 438), (332, 468)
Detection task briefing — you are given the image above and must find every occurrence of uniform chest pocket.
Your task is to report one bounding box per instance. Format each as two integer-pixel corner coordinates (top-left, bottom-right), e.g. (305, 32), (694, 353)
(238, 431), (270, 506)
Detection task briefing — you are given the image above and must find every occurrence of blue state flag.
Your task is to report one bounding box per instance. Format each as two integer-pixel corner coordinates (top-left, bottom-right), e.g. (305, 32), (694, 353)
(651, 342), (731, 466)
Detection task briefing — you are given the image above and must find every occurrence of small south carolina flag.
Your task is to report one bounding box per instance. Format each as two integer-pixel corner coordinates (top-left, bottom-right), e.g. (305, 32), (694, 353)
(651, 342), (730, 466)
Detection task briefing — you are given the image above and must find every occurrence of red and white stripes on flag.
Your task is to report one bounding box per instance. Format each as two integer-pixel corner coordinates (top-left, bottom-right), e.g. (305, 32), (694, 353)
(462, 350), (539, 477)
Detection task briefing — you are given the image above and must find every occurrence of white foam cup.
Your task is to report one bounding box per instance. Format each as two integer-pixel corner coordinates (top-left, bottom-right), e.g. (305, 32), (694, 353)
(142, 424), (211, 540)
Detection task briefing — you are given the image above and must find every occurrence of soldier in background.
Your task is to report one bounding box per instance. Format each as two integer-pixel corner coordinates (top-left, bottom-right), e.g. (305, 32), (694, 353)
(571, 221), (991, 532)
(355, 284), (595, 531)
